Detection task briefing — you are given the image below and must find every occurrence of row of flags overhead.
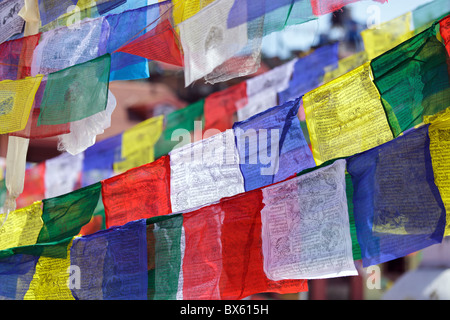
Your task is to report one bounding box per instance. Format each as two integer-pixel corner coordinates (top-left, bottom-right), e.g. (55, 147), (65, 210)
(0, 0), (450, 299)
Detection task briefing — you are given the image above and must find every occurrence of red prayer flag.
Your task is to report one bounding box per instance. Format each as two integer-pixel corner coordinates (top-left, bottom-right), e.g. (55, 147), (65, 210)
(439, 15), (450, 75)
(16, 162), (46, 210)
(101, 155), (172, 228)
(310, 0), (388, 16)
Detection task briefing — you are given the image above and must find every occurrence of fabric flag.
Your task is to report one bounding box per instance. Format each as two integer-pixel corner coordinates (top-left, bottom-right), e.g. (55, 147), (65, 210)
(116, 17), (184, 67)
(234, 98), (316, 192)
(81, 133), (122, 187)
(204, 82), (247, 132)
(278, 43), (339, 104)
(0, 75), (43, 134)
(310, 0), (388, 16)
(15, 162), (45, 209)
(322, 50), (368, 84)
(261, 159), (357, 280)
(44, 152), (83, 199)
(31, 17), (109, 76)
(440, 15), (450, 58)
(0, 253), (39, 300)
(178, 0), (248, 86)
(370, 23), (450, 138)
(237, 88), (278, 122)
(37, 54), (111, 127)
(70, 219), (148, 300)
(361, 12), (414, 60)
(425, 107), (450, 236)
(157, 188), (308, 300)
(56, 89), (117, 155)
(347, 125), (446, 267)
(0, 0), (26, 44)
(113, 115), (164, 173)
(102, 156), (171, 229)
(38, 0), (78, 26)
(304, 61), (393, 165)
(169, 129), (245, 213)
(9, 77), (71, 139)
(227, 0), (316, 29)
(0, 201), (43, 251)
(172, 0), (216, 26)
(0, 33), (41, 81)
(23, 239), (74, 300)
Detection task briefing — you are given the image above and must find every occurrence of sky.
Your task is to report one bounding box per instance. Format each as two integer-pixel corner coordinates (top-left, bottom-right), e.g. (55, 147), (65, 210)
(262, 0), (434, 58)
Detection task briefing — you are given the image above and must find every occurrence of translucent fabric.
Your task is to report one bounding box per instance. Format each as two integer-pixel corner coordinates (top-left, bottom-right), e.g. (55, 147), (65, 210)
(37, 182), (102, 245)
(441, 15), (450, 58)
(344, 172), (361, 260)
(37, 0), (77, 26)
(23, 240), (74, 300)
(204, 82), (247, 132)
(44, 152), (83, 199)
(15, 162), (45, 210)
(227, 0), (316, 29)
(81, 134), (122, 187)
(169, 130), (245, 213)
(346, 125), (446, 267)
(180, 188), (308, 300)
(237, 88), (278, 122)
(0, 0), (26, 44)
(56, 90), (117, 155)
(0, 201), (43, 251)
(31, 17), (109, 76)
(370, 24), (450, 138)
(310, 0), (387, 16)
(113, 115), (163, 173)
(0, 75), (43, 134)
(234, 98), (316, 192)
(172, 0), (216, 26)
(37, 54), (111, 126)
(304, 62), (393, 165)
(278, 43), (339, 104)
(322, 50), (368, 84)
(178, 0), (248, 86)
(0, 254), (39, 300)
(425, 108), (450, 236)
(0, 33), (41, 81)
(261, 159), (357, 280)
(70, 219), (148, 300)
(102, 156), (172, 229)
(362, 12), (414, 60)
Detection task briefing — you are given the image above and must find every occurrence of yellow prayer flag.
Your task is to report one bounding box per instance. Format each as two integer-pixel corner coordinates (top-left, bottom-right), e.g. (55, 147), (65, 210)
(425, 107), (450, 236)
(172, 0), (216, 26)
(323, 51), (368, 84)
(361, 12), (414, 60)
(24, 240), (75, 300)
(113, 115), (164, 173)
(0, 201), (44, 251)
(304, 62), (393, 165)
(0, 75), (43, 134)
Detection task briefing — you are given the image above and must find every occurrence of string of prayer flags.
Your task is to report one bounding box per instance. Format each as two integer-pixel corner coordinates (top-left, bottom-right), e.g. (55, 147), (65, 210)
(169, 129), (245, 212)
(310, 0), (388, 16)
(347, 125), (446, 267)
(113, 115), (163, 173)
(0, 75), (43, 134)
(261, 159), (357, 280)
(0, 0), (26, 44)
(361, 12), (414, 60)
(233, 98), (315, 192)
(278, 43), (339, 104)
(370, 22), (450, 138)
(70, 219), (148, 300)
(175, 189), (308, 299)
(37, 54), (111, 127)
(0, 33), (41, 81)
(102, 156), (172, 229)
(304, 61), (393, 165)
